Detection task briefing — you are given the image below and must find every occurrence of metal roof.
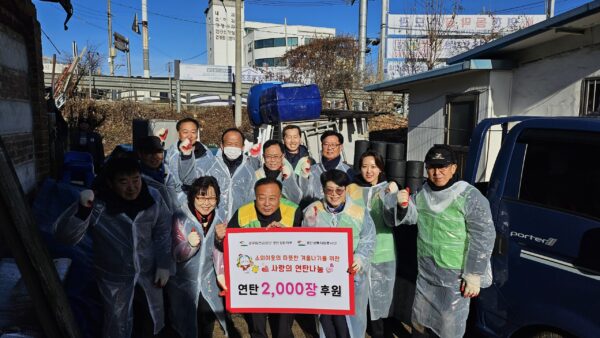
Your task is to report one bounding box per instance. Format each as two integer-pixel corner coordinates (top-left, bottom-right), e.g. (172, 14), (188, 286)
(447, 0), (600, 64)
(363, 59), (514, 93)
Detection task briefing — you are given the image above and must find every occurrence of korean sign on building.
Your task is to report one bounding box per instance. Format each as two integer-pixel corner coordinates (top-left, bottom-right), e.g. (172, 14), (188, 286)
(388, 14), (546, 36)
(224, 228), (354, 314)
(385, 14), (546, 78)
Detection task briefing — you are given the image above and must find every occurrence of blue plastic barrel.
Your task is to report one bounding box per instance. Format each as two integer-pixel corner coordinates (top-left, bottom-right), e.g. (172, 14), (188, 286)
(247, 82), (282, 125)
(259, 84), (321, 123)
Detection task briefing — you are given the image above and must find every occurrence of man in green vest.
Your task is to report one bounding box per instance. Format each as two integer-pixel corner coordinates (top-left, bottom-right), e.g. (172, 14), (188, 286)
(395, 145), (495, 338)
(215, 177), (302, 338)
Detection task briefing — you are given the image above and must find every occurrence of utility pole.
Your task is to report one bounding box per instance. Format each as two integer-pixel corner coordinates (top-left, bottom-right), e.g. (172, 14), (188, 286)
(142, 0), (150, 78)
(175, 60), (181, 113)
(234, 0), (242, 127)
(358, 0), (367, 84)
(377, 0), (388, 82)
(107, 0), (114, 76)
(546, 0), (555, 19)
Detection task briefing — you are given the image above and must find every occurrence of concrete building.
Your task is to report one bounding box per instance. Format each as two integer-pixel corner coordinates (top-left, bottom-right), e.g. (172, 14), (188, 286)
(244, 21), (335, 67)
(366, 1), (600, 180)
(205, 0), (245, 66)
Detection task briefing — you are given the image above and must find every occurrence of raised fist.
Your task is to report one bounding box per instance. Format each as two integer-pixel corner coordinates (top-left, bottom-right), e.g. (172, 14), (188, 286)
(155, 128), (168, 144)
(179, 138), (194, 156)
(281, 165), (292, 180)
(298, 157), (311, 178)
(397, 188), (410, 208)
(249, 143), (262, 157)
(215, 223), (227, 241)
(187, 228), (201, 247)
(80, 190), (94, 208)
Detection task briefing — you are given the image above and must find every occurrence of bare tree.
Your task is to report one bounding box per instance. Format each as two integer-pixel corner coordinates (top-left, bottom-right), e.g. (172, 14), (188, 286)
(399, 0), (462, 75)
(60, 43), (104, 82)
(282, 36), (361, 97)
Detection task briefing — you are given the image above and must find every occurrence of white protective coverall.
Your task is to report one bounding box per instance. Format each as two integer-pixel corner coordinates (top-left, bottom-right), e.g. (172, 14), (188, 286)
(167, 204), (229, 338)
(254, 159), (302, 205)
(164, 142), (214, 204)
(203, 150), (256, 221)
(302, 186), (376, 338)
(349, 182), (399, 321)
(54, 187), (172, 338)
(141, 165), (180, 213)
(397, 180), (495, 338)
(300, 160), (354, 204)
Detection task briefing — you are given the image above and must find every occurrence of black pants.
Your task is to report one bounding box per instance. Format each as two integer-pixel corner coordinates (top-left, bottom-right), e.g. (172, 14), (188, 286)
(295, 314), (319, 337)
(319, 315), (350, 338)
(197, 293), (216, 337)
(244, 313), (295, 338)
(132, 285), (157, 338)
(369, 318), (395, 338)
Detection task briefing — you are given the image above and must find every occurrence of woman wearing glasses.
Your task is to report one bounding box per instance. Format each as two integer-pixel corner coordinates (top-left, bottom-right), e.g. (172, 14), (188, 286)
(350, 150), (403, 338)
(302, 169), (376, 338)
(167, 176), (232, 338)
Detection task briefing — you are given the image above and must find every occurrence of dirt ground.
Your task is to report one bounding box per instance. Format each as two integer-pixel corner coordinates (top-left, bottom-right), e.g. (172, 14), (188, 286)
(208, 314), (412, 338)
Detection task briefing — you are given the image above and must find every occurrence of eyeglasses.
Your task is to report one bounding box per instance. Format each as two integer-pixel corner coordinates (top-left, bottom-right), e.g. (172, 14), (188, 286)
(324, 187), (345, 196)
(195, 196), (217, 205)
(322, 143), (340, 149)
(426, 165), (452, 173)
(264, 154), (283, 160)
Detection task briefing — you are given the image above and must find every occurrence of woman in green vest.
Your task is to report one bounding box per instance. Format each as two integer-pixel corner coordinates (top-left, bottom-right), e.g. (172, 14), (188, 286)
(350, 150), (401, 338)
(395, 145), (495, 338)
(302, 169), (376, 338)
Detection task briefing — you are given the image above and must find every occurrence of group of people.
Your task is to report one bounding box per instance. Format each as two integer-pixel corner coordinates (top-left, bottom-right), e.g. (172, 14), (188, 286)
(54, 117), (495, 338)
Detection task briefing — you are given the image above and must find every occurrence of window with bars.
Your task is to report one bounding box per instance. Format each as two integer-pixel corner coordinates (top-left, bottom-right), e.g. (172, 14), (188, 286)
(581, 78), (600, 116)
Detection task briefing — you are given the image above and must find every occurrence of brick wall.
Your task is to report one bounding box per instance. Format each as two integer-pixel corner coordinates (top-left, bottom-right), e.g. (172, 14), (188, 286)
(0, 1), (50, 193)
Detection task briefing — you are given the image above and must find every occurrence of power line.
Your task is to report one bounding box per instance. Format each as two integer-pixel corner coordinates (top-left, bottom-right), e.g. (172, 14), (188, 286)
(182, 51), (207, 61)
(40, 28), (61, 54)
(111, 1), (203, 24)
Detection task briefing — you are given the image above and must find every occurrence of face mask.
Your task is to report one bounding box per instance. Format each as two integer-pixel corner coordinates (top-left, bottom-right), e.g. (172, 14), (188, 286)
(223, 146), (242, 160)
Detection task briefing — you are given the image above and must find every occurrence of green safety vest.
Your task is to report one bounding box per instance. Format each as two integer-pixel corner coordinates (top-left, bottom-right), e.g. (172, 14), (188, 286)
(416, 191), (468, 269)
(237, 198), (298, 228)
(370, 192), (396, 264)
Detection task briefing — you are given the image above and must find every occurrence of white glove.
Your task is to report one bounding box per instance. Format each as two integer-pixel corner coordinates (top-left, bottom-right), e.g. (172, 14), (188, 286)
(386, 181), (399, 194)
(80, 190), (94, 208)
(187, 228), (201, 247)
(281, 165), (292, 180)
(179, 138), (194, 156)
(461, 273), (481, 298)
(155, 128), (168, 144)
(397, 188), (410, 208)
(298, 157), (311, 178)
(216, 274), (228, 293)
(249, 143), (262, 157)
(350, 257), (363, 274)
(154, 268), (170, 288)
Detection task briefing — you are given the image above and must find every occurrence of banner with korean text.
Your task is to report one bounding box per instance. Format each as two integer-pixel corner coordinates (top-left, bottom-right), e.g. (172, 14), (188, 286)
(224, 228), (354, 314)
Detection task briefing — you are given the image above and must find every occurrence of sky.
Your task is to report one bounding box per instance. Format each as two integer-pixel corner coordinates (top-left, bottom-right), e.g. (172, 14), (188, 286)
(35, 0), (592, 77)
